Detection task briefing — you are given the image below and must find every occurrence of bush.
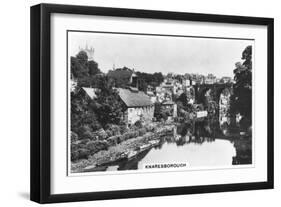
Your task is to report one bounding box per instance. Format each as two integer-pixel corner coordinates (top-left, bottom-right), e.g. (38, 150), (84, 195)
(107, 135), (121, 145)
(71, 131), (79, 142)
(105, 124), (121, 136)
(121, 131), (139, 141)
(119, 134), (126, 142)
(71, 148), (90, 161)
(145, 124), (155, 132)
(92, 128), (107, 140)
(123, 132), (130, 140)
(71, 142), (79, 152)
(130, 131), (139, 138)
(71, 151), (79, 161)
(71, 140), (87, 149)
(77, 125), (94, 140)
(105, 129), (113, 138)
(98, 129), (108, 140)
(78, 148), (90, 159)
(143, 132), (153, 141)
(86, 140), (109, 154)
(138, 128), (147, 136)
(134, 120), (143, 128)
(80, 139), (90, 144)
(121, 124), (128, 134)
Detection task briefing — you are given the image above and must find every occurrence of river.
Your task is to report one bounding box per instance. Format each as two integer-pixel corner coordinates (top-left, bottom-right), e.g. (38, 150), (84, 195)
(87, 118), (252, 172)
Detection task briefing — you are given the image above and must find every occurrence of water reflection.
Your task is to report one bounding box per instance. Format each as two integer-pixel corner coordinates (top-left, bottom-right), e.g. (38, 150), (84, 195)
(93, 118), (252, 172)
(174, 118), (252, 165)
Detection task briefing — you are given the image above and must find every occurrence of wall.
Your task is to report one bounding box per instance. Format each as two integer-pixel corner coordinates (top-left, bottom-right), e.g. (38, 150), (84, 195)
(127, 106), (155, 125)
(0, 0), (280, 207)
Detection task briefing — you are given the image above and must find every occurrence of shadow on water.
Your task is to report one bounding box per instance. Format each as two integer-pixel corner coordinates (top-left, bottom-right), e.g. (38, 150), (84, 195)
(96, 148), (152, 172)
(175, 118), (252, 165)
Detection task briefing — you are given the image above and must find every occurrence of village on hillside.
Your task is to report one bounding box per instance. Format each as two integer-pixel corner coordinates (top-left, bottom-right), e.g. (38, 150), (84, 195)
(70, 44), (252, 173)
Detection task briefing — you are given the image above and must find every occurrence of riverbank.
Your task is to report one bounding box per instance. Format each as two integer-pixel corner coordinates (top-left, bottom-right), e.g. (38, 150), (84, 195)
(71, 124), (174, 173)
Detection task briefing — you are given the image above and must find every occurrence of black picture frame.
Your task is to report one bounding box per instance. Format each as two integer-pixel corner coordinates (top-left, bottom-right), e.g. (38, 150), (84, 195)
(30, 3), (274, 204)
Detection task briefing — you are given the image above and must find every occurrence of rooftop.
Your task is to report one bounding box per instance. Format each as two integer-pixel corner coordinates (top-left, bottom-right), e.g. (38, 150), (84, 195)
(81, 87), (98, 99)
(118, 88), (153, 107)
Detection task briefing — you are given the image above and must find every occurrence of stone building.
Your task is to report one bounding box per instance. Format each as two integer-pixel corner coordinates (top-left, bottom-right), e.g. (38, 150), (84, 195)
(118, 88), (155, 126)
(79, 44), (95, 61)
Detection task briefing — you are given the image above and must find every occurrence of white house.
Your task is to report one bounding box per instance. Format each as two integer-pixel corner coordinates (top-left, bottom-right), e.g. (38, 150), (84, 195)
(118, 88), (155, 126)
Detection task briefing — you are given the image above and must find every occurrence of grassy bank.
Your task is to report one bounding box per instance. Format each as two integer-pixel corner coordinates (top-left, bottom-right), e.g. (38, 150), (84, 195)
(71, 124), (174, 172)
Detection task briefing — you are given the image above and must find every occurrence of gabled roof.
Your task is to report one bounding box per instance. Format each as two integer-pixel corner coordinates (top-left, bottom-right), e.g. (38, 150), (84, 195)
(81, 87), (98, 99)
(118, 88), (153, 107)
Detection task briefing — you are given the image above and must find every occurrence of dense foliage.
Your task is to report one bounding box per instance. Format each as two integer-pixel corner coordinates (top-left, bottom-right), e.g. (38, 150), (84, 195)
(71, 89), (102, 140)
(107, 67), (133, 88)
(71, 51), (101, 87)
(154, 102), (168, 121)
(89, 76), (125, 128)
(229, 45), (252, 126)
(71, 51), (125, 140)
(107, 67), (164, 91)
(135, 71), (164, 91)
(176, 93), (194, 118)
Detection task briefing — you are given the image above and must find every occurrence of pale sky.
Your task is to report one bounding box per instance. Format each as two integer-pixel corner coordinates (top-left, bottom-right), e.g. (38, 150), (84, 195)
(69, 31), (253, 78)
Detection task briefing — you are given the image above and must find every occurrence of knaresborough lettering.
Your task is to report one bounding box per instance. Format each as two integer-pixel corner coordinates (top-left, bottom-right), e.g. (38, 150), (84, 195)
(144, 163), (188, 169)
(69, 32), (253, 174)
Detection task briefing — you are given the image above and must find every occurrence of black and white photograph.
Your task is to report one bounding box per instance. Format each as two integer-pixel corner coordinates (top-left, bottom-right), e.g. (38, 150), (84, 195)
(69, 31), (253, 174)
(28, 3), (274, 204)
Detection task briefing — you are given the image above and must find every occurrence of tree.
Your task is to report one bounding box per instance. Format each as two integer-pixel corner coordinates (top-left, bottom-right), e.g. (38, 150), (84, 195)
(154, 102), (168, 121)
(229, 45), (252, 126)
(71, 51), (90, 83)
(136, 71), (164, 89)
(90, 76), (125, 127)
(137, 78), (148, 92)
(71, 55), (88, 79)
(177, 93), (188, 106)
(70, 49), (125, 138)
(71, 90), (102, 139)
(88, 60), (101, 76)
(71, 50), (103, 87)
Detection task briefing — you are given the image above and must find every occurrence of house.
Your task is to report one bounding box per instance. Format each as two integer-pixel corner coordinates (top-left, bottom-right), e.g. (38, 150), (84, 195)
(161, 100), (177, 118)
(182, 79), (191, 87)
(118, 88), (155, 126)
(156, 86), (172, 102)
(205, 74), (217, 84)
